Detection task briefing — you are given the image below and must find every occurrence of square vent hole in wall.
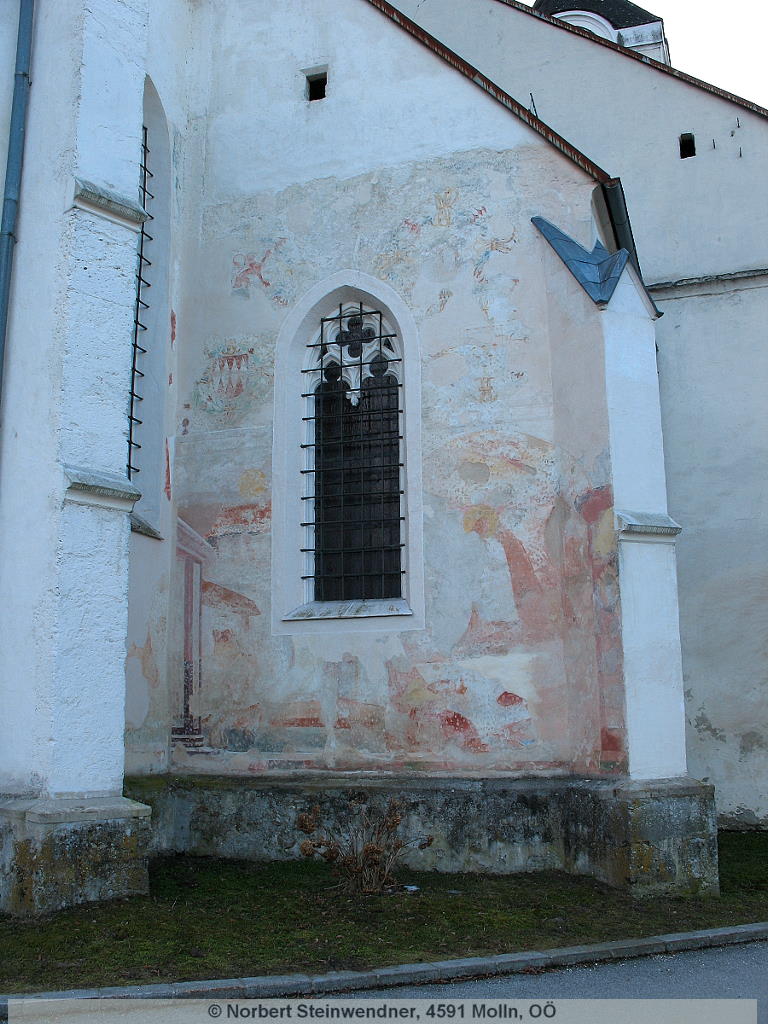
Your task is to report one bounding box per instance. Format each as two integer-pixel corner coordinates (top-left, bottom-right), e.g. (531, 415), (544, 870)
(679, 133), (696, 158)
(306, 70), (327, 101)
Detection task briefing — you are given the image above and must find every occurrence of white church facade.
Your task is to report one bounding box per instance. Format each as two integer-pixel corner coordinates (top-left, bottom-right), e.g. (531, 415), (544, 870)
(0, 0), (763, 913)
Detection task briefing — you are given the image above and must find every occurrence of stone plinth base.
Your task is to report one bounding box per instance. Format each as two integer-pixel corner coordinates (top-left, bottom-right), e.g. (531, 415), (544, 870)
(0, 796), (151, 916)
(125, 773), (718, 895)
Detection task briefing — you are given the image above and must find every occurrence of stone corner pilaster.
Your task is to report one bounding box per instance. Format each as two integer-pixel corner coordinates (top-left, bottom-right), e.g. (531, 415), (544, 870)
(605, 776), (719, 896)
(0, 796), (151, 916)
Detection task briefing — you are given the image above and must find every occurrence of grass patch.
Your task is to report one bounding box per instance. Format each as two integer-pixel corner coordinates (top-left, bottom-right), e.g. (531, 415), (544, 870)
(1, 832), (767, 994)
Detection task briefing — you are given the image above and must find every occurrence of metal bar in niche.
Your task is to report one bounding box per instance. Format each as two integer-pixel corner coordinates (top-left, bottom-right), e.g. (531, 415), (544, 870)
(301, 543), (404, 555)
(301, 516), (405, 528)
(317, 309), (384, 323)
(302, 490), (403, 501)
(301, 464), (404, 475)
(338, 304), (346, 590)
(302, 569), (407, 581)
(302, 409), (403, 422)
(305, 333), (398, 348)
(378, 319), (384, 587)
(301, 434), (403, 448)
(128, 123), (153, 479)
(301, 355), (401, 366)
(301, 382), (401, 399)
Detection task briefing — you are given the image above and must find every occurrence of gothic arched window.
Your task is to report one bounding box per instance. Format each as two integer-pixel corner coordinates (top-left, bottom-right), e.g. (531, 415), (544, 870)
(302, 305), (404, 602)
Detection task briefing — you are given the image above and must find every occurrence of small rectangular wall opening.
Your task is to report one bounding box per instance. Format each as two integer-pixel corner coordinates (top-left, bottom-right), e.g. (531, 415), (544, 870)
(307, 72), (327, 101)
(679, 133), (696, 158)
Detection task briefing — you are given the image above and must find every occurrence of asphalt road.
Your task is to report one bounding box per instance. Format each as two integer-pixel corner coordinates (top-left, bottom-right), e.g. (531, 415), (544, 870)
(342, 942), (768, 1022)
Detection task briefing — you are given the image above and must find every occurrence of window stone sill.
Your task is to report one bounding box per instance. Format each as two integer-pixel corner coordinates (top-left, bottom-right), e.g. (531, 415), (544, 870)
(283, 598), (413, 621)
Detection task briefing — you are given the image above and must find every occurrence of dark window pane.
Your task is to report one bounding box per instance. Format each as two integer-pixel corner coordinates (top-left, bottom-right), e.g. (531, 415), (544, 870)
(313, 354), (401, 602)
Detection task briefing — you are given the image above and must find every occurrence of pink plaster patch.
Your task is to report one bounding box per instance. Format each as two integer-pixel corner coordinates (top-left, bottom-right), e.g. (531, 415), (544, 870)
(386, 663), (429, 713)
(497, 691), (524, 707)
(498, 529), (542, 598)
(271, 700), (324, 729)
(577, 485), (612, 525)
(427, 677), (467, 695)
(500, 720), (536, 747)
(201, 581), (260, 616)
(454, 605), (518, 656)
(335, 699), (385, 731)
(208, 502), (272, 538)
(600, 727), (624, 755)
(438, 710), (489, 753)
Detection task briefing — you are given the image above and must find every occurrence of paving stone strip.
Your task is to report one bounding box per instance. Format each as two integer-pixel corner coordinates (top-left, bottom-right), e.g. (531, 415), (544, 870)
(2, 922), (768, 1018)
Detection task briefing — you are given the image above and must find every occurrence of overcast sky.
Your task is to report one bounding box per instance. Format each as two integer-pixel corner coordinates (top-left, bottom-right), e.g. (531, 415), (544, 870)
(658, 0), (767, 107)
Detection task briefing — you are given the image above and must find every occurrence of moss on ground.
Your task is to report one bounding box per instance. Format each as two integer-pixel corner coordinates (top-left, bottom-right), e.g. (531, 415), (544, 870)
(1, 831), (766, 994)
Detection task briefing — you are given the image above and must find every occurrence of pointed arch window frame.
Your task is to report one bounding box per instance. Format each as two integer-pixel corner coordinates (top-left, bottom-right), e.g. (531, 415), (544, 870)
(302, 303), (404, 604)
(271, 272), (425, 635)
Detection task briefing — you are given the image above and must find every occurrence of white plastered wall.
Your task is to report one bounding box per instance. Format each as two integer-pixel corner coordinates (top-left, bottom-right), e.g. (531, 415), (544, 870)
(654, 276), (768, 818)
(0, 0), (149, 797)
(602, 270), (687, 779)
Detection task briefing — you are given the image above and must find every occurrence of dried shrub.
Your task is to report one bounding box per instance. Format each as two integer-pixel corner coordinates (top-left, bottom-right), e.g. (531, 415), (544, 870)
(295, 798), (433, 895)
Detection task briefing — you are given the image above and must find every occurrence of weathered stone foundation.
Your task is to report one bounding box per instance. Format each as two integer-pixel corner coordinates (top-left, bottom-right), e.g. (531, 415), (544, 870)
(0, 796), (151, 916)
(125, 773), (718, 896)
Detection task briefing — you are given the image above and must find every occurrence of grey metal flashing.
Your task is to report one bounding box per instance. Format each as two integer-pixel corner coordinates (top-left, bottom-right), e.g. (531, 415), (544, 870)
(532, 216), (628, 304)
(130, 512), (163, 540)
(649, 267), (768, 292)
(73, 178), (147, 226)
(64, 464), (141, 504)
(616, 510), (682, 536)
(601, 178), (641, 275)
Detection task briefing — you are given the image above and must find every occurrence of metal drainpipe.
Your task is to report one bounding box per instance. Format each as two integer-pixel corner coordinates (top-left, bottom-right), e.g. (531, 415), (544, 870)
(0, 0), (34, 409)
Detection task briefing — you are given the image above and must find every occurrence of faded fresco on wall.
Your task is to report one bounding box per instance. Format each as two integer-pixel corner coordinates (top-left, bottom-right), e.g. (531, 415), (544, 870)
(163, 144), (623, 776)
(203, 150), (552, 330)
(191, 337), (273, 427)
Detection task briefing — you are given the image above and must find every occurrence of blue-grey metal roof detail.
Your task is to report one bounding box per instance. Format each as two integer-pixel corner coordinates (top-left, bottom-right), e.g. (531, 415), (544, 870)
(532, 216), (629, 305)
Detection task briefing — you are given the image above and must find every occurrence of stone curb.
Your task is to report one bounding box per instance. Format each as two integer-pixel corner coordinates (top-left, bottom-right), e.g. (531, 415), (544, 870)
(2, 922), (767, 1018)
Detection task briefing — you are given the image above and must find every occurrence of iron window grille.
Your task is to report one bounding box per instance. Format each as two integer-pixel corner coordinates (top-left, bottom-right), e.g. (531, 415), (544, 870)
(301, 304), (405, 602)
(128, 124), (154, 479)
